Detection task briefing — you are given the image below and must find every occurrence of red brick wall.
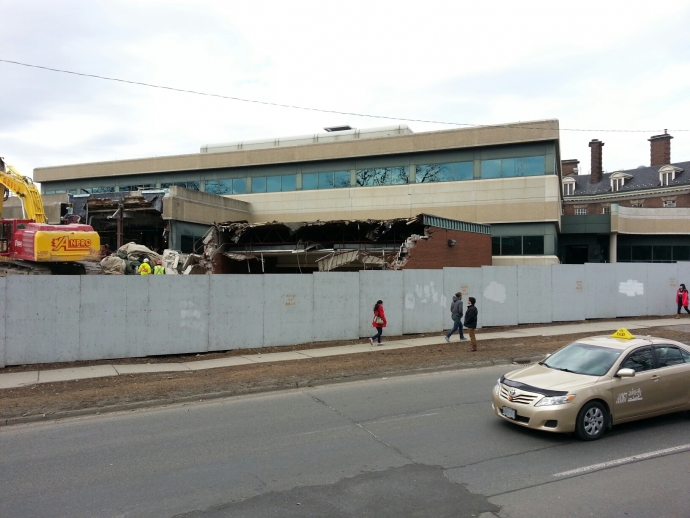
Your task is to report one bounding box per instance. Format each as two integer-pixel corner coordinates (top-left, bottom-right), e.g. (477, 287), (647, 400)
(402, 228), (492, 269)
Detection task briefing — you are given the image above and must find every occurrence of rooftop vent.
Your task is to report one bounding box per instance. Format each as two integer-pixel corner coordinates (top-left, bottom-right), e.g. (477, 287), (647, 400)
(324, 125), (353, 132)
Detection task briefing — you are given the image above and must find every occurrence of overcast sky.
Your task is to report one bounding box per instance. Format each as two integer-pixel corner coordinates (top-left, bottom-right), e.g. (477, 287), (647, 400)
(1, 0), (689, 182)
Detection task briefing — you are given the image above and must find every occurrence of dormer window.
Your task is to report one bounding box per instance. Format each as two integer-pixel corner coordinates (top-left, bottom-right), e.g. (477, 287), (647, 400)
(609, 172), (633, 192)
(659, 165), (683, 186)
(562, 177), (576, 196)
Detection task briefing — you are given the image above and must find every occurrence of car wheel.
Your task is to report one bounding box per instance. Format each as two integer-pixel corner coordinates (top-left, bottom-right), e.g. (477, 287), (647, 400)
(575, 401), (607, 441)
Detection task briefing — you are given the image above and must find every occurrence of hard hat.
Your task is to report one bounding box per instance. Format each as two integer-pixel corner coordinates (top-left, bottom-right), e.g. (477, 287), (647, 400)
(157, 260), (162, 265)
(143, 258), (149, 263)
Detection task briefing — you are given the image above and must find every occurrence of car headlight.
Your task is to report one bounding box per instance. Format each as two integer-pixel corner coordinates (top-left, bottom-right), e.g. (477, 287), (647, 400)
(535, 395), (576, 407)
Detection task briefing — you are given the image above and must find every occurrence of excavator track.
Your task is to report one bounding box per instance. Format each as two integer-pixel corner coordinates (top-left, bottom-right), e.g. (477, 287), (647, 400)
(0, 259), (103, 276)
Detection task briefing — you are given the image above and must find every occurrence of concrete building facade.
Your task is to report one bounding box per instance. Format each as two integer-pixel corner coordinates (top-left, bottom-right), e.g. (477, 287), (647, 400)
(34, 120), (562, 263)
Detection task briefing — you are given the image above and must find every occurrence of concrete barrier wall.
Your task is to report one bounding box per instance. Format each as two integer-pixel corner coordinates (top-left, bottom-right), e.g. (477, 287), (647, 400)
(0, 278), (5, 368)
(3, 263), (689, 366)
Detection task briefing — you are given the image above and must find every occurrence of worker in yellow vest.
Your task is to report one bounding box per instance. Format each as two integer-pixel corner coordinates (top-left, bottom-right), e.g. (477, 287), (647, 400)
(138, 257), (152, 275)
(153, 260), (165, 275)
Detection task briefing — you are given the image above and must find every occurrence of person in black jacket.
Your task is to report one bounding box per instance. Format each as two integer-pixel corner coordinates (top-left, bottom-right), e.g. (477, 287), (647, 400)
(463, 297), (478, 352)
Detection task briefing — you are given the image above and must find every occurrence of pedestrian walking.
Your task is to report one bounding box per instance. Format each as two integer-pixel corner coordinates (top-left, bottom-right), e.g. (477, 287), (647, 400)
(676, 284), (690, 318)
(444, 292), (467, 342)
(369, 300), (387, 346)
(153, 260), (165, 275)
(138, 257), (152, 275)
(464, 296), (478, 352)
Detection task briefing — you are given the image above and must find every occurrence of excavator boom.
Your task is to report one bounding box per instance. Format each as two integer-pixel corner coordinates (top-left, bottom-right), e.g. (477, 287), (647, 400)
(0, 158), (46, 223)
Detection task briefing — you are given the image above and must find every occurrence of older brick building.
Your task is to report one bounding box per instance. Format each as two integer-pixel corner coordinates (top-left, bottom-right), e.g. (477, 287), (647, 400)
(560, 131), (690, 263)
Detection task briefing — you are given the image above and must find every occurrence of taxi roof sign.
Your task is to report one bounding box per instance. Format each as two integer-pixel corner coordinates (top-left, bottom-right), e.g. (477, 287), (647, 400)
(611, 328), (635, 340)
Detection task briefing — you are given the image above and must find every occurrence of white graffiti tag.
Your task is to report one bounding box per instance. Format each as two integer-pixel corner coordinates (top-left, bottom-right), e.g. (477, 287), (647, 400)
(619, 279), (644, 297)
(405, 281), (446, 309)
(483, 281), (507, 304)
(179, 300), (204, 330)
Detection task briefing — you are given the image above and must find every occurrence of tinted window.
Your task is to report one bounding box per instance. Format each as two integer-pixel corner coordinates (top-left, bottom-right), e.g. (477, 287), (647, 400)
(621, 347), (654, 372)
(281, 174), (296, 192)
(252, 177), (266, 193)
(523, 236), (544, 255)
(334, 171), (350, 188)
(492, 236), (500, 255)
(357, 167), (408, 186)
(205, 179), (232, 195)
(481, 159), (501, 179)
(543, 342), (622, 376)
(318, 172), (334, 189)
(454, 161), (473, 180)
(303, 173), (318, 190)
(523, 156), (546, 176)
(266, 176), (282, 192)
(232, 178), (247, 194)
(501, 237), (522, 255)
(655, 346), (684, 367)
(681, 348), (690, 363)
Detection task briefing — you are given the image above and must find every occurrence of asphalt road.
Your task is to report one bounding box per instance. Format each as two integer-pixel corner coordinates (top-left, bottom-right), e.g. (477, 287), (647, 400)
(1, 365), (689, 518)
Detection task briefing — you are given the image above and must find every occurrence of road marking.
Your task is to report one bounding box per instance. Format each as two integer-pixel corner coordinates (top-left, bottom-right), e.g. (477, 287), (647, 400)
(554, 443), (690, 477)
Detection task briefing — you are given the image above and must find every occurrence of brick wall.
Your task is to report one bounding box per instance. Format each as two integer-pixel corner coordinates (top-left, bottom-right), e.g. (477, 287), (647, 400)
(402, 228), (492, 269)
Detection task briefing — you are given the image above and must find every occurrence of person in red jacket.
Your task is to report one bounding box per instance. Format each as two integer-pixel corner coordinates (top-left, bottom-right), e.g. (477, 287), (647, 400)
(676, 284), (690, 318)
(369, 300), (387, 346)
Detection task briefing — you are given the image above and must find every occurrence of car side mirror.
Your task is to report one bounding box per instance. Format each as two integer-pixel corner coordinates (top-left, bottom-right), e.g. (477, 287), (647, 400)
(616, 368), (636, 378)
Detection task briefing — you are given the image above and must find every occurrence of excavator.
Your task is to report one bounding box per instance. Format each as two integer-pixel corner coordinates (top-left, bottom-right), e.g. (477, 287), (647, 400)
(0, 157), (101, 275)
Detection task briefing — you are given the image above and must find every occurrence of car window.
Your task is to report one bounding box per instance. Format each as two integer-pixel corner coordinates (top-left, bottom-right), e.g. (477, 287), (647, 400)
(542, 342), (622, 376)
(621, 347), (655, 372)
(655, 346), (685, 368)
(679, 348), (690, 363)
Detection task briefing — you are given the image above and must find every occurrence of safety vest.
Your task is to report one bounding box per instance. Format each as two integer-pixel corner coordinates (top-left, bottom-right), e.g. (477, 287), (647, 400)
(138, 262), (152, 275)
(153, 265), (165, 275)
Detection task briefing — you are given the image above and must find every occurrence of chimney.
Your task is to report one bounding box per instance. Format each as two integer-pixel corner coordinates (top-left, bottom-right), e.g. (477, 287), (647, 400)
(649, 130), (673, 166)
(561, 159), (580, 176)
(589, 139), (604, 184)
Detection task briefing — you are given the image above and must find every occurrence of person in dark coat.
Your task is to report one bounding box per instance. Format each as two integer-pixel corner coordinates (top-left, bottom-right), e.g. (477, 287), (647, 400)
(369, 300), (387, 346)
(444, 292), (467, 342)
(463, 297), (478, 352)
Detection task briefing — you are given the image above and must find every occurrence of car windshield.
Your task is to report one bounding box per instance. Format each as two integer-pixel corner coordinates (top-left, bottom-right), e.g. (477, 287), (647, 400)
(541, 342), (622, 376)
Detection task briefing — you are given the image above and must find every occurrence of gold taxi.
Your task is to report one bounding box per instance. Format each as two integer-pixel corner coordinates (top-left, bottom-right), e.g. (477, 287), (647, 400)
(492, 329), (690, 440)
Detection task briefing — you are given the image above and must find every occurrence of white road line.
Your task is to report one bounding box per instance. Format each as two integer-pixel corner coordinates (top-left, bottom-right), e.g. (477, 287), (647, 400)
(554, 444), (690, 478)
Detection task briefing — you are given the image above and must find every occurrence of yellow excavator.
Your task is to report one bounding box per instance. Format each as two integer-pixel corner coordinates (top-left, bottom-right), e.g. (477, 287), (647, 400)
(0, 157), (101, 275)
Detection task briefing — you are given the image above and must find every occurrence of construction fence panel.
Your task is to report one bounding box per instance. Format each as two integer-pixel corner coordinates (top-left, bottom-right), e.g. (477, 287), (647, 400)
(646, 263), (677, 317)
(403, 269), (445, 334)
(5, 276), (81, 365)
(359, 270), (403, 337)
(123, 275), (153, 358)
(313, 272), (360, 342)
(0, 277), (5, 368)
(481, 266), (518, 327)
(615, 263), (649, 317)
(550, 265), (586, 322)
(517, 266), (553, 324)
(263, 274), (314, 347)
(79, 276), (130, 361)
(209, 275), (265, 350)
(585, 264), (617, 319)
(145, 276), (211, 356)
(443, 267), (483, 329)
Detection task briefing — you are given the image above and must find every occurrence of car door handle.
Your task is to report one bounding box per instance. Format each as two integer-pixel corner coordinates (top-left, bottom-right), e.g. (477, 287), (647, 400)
(651, 375), (661, 381)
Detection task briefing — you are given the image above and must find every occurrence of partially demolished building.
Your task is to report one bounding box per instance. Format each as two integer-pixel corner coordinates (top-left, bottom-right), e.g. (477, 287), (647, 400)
(203, 214), (491, 274)
(33, 120), (561, 266)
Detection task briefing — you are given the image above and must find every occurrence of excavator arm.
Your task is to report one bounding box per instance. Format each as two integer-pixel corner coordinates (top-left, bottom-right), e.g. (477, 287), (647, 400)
(0, 157), (47, 223)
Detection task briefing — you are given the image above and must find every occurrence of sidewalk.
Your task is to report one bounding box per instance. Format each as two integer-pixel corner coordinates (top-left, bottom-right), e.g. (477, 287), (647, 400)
(1, 318), (686, 390)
